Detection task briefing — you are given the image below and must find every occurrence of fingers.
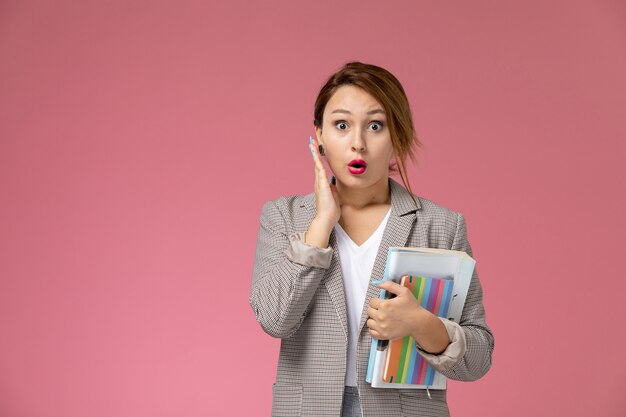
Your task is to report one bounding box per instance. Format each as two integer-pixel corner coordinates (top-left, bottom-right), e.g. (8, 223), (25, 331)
(366, 318), (380, 333)
(375, 280), (408, 297)
(368, 328), (384, 340)
(310, 137), (334, 196)
(366, 318), (388, 340)
(308, 135), (340, 225)
(309, 136), (326, 175)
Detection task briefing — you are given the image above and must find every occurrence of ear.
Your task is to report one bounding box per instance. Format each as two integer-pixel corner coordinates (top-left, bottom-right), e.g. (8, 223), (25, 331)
(315, 126), (323, 146)
(388, 152), (399, 173)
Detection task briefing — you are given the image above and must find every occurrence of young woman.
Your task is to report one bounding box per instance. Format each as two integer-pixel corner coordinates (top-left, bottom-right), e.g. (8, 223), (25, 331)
(251, 62), (493, 417)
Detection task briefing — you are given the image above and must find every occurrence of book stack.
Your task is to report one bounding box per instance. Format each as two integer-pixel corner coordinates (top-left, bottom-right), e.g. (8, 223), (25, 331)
(366, 247), (475, 390)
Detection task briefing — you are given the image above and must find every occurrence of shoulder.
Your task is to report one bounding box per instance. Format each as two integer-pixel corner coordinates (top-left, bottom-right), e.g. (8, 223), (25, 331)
(259, 192), (315, 232)
(412, 195), (471, 251)
(390, 178), (467, 248)
(390, 178), (462, 227)
(260, 192), (313, 218)
(414, 195), (462, 226)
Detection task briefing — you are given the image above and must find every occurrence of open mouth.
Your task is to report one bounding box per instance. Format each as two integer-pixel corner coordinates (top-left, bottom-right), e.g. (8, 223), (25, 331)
(348, 160), (367, 174)
(348, 160), (367, 169)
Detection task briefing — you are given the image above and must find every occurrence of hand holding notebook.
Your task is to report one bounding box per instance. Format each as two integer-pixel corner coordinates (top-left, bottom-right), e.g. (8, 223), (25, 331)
(368, 278), (452, 355)
(366, 247), (475, 390)
(382, 275), (455, 386)
(367, 278), (432, 342)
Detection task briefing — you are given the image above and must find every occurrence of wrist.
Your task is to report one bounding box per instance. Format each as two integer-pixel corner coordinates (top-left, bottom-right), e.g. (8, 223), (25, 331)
(411, 309), (450, 355)
(305, 217), (334, 248)
(311, 215), (336, 231)
(410, 306), (430, 341)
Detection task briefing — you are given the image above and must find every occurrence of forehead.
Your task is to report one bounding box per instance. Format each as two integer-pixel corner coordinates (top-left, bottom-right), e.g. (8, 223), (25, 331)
(324, 85), (384, 115)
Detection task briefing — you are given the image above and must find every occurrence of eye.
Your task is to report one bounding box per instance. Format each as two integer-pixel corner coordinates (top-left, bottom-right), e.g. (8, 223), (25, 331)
(369, 121), (384, 131)
(335, 121), (349, 130)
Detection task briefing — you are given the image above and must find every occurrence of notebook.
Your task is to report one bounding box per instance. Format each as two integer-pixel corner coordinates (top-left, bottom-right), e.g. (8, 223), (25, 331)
(366, 247), (475, 390)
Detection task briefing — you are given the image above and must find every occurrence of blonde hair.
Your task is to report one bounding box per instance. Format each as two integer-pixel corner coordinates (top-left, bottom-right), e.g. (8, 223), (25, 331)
(313, 62), (420, 206)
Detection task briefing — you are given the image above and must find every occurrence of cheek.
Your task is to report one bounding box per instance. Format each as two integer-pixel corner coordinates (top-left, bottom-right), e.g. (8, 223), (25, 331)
(326, 154), (343, 171)
(374, 142), (395, 163)
(324, 149), (348, 175)
(321, 136), (343, 159)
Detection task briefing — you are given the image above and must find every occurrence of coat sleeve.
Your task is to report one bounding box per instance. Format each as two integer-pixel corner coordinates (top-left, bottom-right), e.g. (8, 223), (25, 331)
(436, 212), (494, 381)
(250, 200), (332, 339)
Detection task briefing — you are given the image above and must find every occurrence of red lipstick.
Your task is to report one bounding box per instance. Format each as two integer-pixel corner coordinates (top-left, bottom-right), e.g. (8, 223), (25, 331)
(348, 159), (367, 175)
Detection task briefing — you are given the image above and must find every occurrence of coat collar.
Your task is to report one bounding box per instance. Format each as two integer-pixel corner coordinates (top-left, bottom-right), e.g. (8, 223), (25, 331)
(300, 178), (421, 341)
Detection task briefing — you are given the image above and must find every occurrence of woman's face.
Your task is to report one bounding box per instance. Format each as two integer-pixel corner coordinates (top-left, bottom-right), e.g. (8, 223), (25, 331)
(316, 85), (394, 190)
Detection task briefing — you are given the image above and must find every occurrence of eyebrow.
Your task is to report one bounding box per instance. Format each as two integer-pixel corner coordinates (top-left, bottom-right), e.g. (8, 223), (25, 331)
(330, 109), (386, 115)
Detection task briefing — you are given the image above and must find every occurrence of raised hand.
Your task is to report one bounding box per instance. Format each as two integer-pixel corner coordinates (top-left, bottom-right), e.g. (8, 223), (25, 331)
(305, 136), (341, 248)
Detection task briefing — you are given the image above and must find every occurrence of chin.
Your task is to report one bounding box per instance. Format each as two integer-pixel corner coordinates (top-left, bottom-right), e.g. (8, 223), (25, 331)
(338, 175), (385, 188)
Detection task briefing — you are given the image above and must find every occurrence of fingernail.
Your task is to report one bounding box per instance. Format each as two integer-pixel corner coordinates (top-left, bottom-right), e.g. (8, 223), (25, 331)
(372, 280), (383, 285)
(309, 136), (313, 144)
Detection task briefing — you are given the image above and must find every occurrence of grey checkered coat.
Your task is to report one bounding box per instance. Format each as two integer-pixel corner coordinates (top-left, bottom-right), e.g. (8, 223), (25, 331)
(251, 179), (494, 416)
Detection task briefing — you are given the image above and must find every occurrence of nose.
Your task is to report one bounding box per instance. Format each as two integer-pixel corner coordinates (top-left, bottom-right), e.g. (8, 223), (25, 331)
(351, 128), (366, 153)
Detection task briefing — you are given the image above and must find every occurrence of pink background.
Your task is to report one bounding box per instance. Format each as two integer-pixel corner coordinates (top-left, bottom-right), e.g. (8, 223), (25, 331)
(1, 1), (625, 416)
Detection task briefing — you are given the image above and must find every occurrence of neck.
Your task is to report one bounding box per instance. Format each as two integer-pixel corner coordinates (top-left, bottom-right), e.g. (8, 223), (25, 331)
(337, 177), (391, 210)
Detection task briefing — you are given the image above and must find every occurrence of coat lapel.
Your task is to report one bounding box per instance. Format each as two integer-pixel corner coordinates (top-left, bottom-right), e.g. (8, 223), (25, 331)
(301, 193), (349, 341)
(301, 178), (422, 342)
(324, 230), (349, 341)
(357, 179), (421, 333)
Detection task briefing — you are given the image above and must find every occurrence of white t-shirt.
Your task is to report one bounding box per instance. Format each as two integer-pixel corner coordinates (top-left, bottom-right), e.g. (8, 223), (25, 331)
(333, 208), (392, 387)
